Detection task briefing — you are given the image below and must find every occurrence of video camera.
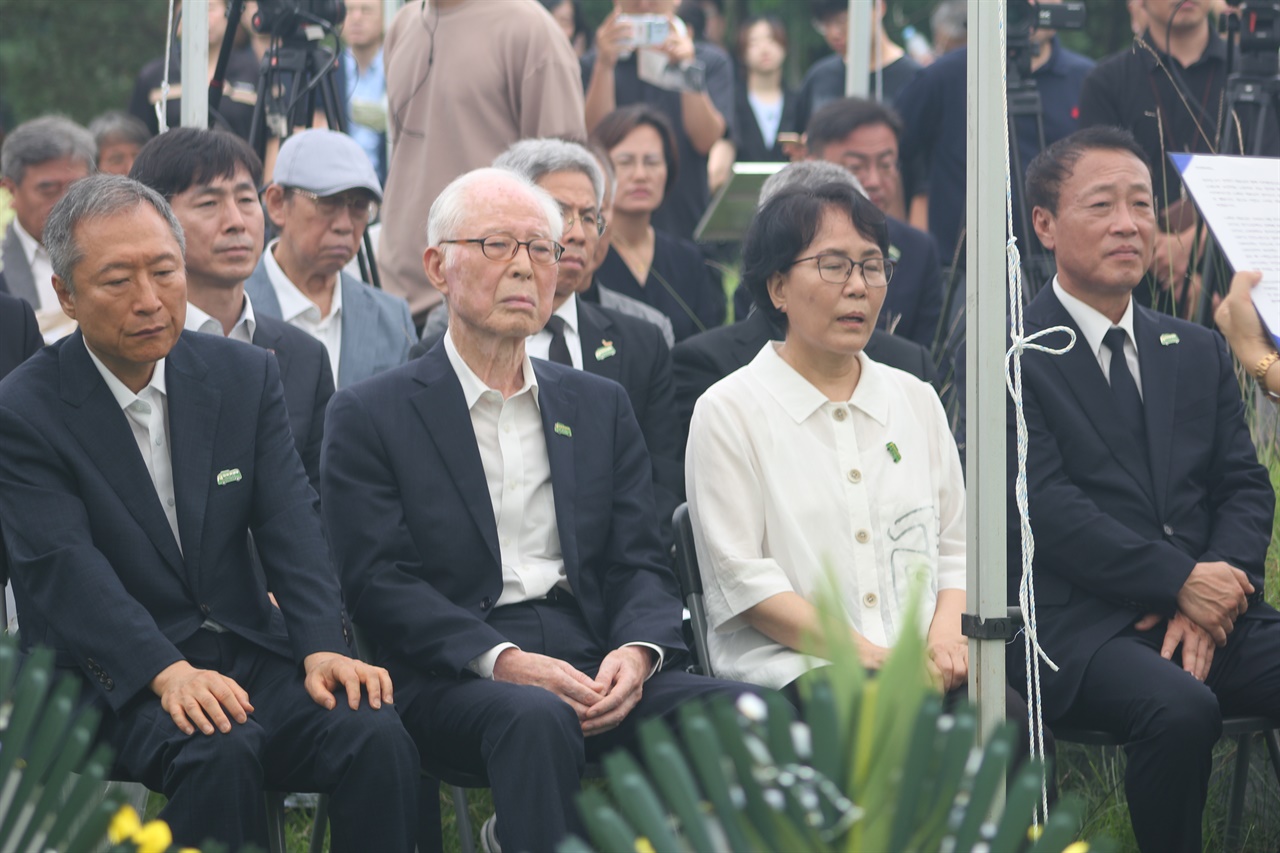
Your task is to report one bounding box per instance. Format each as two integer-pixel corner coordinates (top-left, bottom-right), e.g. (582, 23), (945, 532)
(1006, 0), (1086, 84)
(1222, 1), (1280, 76)
(252, 0), (346, 35)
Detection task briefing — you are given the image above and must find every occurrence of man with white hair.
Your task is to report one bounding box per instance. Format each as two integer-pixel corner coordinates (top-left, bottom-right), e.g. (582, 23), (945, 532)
(322, 167), (754, 852)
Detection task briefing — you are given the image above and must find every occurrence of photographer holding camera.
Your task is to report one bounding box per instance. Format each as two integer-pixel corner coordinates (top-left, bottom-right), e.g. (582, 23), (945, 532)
(582, 0), (735, 242)
(1079, 0), (1280, 313)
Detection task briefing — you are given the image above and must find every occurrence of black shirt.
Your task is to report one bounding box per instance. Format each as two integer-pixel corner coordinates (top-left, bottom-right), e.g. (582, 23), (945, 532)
(596, 230), (725, 343)
(793, 53), (922, 136)
(732, 84), (798, 163)
(582, 42), (736, 241)
(1079, 28), (1280, 212)
(129, 46), (261, 141)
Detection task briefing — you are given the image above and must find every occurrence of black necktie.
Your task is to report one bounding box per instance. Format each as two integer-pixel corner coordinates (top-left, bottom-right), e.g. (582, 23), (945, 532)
(1103, 327), (1146, 449)
(545, 315), (573, 366)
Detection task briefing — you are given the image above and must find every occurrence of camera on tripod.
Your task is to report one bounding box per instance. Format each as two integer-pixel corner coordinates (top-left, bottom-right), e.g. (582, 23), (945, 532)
(252, 0), (346, 36)
(1222, 1), (1280, 75)
(1006, 0), (1086, 80)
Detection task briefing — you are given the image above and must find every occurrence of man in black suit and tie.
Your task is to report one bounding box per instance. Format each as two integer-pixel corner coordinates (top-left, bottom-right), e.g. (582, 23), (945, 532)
(0, 288), (42, 376)
(0, 175), (418, 851)
(1009, 126), (1280, 853)
(130, 128), (334, 491)
(322, 167), (757, 852)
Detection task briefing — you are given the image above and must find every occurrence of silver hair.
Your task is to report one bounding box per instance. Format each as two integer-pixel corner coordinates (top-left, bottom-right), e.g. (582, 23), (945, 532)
(758, 160), (868, 208)
(427, 167), (564, 247)
(43, 174), (186, 294)
(591, 146), (617, 206)
(1, 115), (97, 185)
(87, 110), (152, 150)
(493, 138), (605, 207)
(930, 0), (967, 46)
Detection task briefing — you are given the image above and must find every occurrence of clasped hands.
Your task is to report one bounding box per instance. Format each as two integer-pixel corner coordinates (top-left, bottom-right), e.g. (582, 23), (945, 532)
(1133, 560), (1254, 682)
(492, 645), (654, 737)
(150, 652), (393, 736)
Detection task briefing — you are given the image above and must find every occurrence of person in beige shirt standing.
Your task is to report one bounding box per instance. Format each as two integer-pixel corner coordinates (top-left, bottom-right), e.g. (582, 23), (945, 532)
(379, 0), (586, 325)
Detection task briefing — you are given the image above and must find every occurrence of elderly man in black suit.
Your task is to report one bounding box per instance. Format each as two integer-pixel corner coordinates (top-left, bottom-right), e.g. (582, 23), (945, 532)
(129, 128), (334, 491)
(322, 167), (759, 853)
(1009, 126), (1280, 853)
(0, 175), (418, 851)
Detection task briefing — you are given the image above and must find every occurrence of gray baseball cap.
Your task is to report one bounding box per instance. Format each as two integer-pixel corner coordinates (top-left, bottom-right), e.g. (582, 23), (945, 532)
(273, 129), (383, 201)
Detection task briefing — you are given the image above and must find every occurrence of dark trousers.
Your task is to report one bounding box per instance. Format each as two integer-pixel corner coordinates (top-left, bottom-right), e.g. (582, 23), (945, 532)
(1049, 610), (1280, 853)
(393, 598), (769, 853)
(99, 630), (420, 852)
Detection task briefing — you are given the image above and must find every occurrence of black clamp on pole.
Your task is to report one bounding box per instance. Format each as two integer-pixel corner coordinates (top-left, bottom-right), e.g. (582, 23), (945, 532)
(961, 612), (1021, 641)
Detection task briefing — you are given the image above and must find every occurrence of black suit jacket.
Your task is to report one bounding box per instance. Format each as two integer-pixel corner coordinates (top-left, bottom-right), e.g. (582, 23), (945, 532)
(1006, 287), (1276, 712)
(321, 343), (687, 677)
(672, 309), (937, 443)
(732, 84), (798, 163)
(414, 299), (684, 541)
(251, 314), (335, 492)
(0, 289), (41, 380)
(0, 332), (350, 711)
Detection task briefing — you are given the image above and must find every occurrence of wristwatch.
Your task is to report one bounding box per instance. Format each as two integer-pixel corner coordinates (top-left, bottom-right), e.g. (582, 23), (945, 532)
(1255, 351), (1280, 400)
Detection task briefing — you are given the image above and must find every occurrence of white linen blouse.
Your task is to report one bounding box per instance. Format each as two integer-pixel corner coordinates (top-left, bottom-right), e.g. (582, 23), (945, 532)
(686, 342), (966, 689)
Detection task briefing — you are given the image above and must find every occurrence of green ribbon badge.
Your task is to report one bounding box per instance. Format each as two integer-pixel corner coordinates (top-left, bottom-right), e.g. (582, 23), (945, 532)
(595, 340), (617, 361)
(216, 468), (242, 486)
(886, 442), (902, 464)
(1160, 333), (1180, 346)
(554, 422), (573, 438)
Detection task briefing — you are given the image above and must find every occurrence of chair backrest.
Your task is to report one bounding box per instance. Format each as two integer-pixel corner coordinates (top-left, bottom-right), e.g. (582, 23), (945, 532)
(672, 503), (714, 677)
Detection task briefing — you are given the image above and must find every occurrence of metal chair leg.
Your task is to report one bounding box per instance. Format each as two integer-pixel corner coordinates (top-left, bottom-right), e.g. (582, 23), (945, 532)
(1224, 734), (1252, 853)
(265, 791), (287, 853)
(308, 794), (329, 853)
(451, 785), (476, 853)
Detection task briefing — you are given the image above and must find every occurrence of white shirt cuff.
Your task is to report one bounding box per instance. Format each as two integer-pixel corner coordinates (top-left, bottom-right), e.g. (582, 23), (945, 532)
(624, 641), (664, 680)
(468, 642), (518, 679)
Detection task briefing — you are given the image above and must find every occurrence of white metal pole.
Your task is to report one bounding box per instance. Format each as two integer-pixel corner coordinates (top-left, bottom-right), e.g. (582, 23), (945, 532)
(844, 0), (872, 98)
(181, 0), (210, 129)
(965, 0), (1008, 745)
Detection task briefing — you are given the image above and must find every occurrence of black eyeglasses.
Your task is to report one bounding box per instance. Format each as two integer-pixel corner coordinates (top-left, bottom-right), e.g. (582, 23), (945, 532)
(439, 235), (564, 266)
(288, 188), (379, 223)
(789, 254), (895, 288)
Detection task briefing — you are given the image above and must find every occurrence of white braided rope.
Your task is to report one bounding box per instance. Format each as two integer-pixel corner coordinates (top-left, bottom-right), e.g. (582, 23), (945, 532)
(996, 0), (1075, 826)
(157, 0), (177, 134)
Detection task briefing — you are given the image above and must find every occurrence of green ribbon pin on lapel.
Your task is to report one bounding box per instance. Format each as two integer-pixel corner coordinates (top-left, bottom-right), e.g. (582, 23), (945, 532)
(554, 422), (573, 437)
(595, 340), (617, 361)
(216, 468), (242, 486)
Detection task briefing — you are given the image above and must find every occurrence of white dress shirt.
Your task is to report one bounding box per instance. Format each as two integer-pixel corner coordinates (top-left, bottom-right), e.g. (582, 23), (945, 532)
(12, 218), (57, 312)
(443, 332), (662, 679)
(526, 295), (583, 369)
(184, 292), (257, 343)
(84, 348), (181, 552)
(1053, 277), (1143, 398)
(686, 343), (966, 689)
(264, 241), (342, 382)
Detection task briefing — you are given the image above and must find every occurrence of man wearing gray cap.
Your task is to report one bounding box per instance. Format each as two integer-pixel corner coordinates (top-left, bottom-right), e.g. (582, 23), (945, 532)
(247, 129), (414, 388)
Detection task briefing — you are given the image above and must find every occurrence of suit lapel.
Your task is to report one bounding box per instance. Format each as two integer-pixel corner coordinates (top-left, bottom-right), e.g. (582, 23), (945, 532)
(577, 301), (620, 383)
(2, 225), (38, 306)
(59, 334), (186, 576)
(1030, 291), (1156, 504)
(1134, 308), (1176, 520)
(337, 276), (377, 387)
(166, 339), (220, 585)
(409, 347), (501, 566)
(251, 317), (292, 382)
(534, 363), (580, 587)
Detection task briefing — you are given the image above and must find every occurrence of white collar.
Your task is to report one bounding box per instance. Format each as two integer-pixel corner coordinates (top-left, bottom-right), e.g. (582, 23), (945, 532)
(751, 342), (890, 427)
(85, 344), (168, 411)
(264, 240), (343, 323)
(11, 217), (44, 266)
(443, 328), (540, 411)
(1052, 276), (1137, 358)
(184, 291), (257, 338)
(552, 294), (579, 334)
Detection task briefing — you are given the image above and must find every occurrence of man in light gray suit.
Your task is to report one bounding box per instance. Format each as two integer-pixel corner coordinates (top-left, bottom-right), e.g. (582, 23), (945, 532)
(246, 130), (413, 388)
(1, 116), (95, 315)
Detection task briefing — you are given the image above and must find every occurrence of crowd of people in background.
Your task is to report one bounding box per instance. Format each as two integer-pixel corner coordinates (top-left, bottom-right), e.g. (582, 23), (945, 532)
(0, 1), (1277, 852)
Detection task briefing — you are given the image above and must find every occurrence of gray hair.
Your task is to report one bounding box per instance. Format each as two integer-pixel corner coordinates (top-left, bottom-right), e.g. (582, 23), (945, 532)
(1, 115), (97, 185)
(930, 0), (967, 47)
(493, 139), (605, 207)
(44, 175), (186, 293)
(758, 160), (868, 207)
(427, 167), (564, 248)
(87, 110), (152, 150)
(590, 144), (616, 207)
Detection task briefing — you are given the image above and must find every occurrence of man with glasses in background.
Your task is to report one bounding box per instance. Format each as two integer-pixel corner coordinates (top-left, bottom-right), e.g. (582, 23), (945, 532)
(247, 130), (414, 388)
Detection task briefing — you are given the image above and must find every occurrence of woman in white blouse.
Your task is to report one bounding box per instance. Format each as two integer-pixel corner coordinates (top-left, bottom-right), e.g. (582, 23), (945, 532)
(686, 181), (968, 694)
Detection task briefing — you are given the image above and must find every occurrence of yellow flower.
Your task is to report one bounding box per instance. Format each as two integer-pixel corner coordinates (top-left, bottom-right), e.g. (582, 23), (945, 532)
(107, 805), (142, 844)
(1063, 843), (1091, 853)
(1026, 823), (1044, 842)
(179, 849), (202, 853)
(134, 820), (174, 853)
(634, 838), (656, 853)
